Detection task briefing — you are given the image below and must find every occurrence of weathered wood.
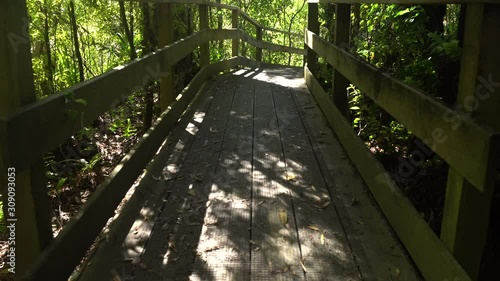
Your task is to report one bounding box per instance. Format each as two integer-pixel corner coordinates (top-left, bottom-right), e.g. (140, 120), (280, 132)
(440, 4), (500, 280)
(199, 4), (209, 67)
(6, 29), (239, 170)
(270, 78), (361, 280)
(133, 69), (237, 281)
(240, 30), (306, 55)
(251, 79), (304, 280)
(0, 1), (53, 276)
(76, 77), (219, 281)
(292, 76), (422, 281)
(256, 27), (263, 62)
(306, 3), (319, 73)
(232, 10), (239, 57)
(305, 29), (497, 192)
(304, 66), (472, 281)
(158, 3), (175, 111)
(332, 4), (350, 117)
(190, 75), (254, 280)
(22, 58), (239, 281)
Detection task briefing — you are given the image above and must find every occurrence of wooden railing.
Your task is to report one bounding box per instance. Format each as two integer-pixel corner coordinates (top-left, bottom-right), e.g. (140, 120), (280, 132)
(305, 1), (500, 281)
(0, 1), (304, 280)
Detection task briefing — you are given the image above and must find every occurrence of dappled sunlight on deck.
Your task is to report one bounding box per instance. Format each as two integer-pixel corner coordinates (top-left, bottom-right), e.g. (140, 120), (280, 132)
(85, 68), (420, 281)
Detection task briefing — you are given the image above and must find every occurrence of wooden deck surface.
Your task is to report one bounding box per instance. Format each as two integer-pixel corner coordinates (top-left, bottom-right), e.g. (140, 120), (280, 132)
(79, 67), (422, 281)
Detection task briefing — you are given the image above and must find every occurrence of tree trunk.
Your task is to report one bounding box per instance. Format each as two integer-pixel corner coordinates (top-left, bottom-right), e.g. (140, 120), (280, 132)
(69, 0), (84, 83)
(217, 0), (223, 50)
(287, 0), (306, 65)
(42, 0), (54, 95)
(141, 3), (156, 132)
(352, 3), (361, 46)
(119, 1), (137, 60)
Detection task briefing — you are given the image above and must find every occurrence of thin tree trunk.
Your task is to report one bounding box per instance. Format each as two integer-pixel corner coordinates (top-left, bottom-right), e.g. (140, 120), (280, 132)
(352, 3), (361, 48)
(43, 0), (54, 95)
(287, 0), (306, 65)
(119, 1), (137, 60)
(141, 3), (156, 131)
(69, 0), (84, 82)
(217, 0), (223, 50)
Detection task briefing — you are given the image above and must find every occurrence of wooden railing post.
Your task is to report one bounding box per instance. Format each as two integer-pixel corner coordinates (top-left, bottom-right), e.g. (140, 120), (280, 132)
(232, 9), (239, 57)
(306, 3), (319, 73)
(158, 3), (175, 111)
(256, 26), (262, 62)
(0, 0), (53, 275)
(440, 4), (500, 280)
(199, 4), (209, 67)
(333, 4), (351, 117)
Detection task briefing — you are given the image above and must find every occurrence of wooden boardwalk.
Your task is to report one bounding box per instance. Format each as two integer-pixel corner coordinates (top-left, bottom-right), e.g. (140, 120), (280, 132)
(80, 67), (422, 281)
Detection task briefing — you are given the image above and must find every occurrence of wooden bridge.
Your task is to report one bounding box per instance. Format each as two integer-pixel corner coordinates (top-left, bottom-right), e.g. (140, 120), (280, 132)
(1, 0), (499, 280)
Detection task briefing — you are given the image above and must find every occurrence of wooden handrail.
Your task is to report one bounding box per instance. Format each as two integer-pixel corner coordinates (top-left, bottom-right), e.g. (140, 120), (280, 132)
(5, 28), (302, 172)
(16, 16), (302, 279)
(305, 2), (500, 281)
(305, 29), (497, 193)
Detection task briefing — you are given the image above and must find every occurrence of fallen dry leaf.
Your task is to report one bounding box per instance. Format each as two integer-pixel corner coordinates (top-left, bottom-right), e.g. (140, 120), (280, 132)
(249, 240), (258, 245)
(300, 260), (307, 272)
(320, 200), (331, 209)
(320, 233), (325, 245)
(307, 225), (320, 231)
(285, 172), (297, 181)
(278, 209), (288, 226)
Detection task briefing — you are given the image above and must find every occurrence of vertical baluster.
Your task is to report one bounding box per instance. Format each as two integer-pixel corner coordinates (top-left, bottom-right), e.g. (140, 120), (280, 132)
(333, 4), (351, 117)
(256, 26), (262, 62)
(199, 4), (209, 67)
(232, 9), (239, 57)
(306, 3), (318, 74)
(441, 4), (500, 280)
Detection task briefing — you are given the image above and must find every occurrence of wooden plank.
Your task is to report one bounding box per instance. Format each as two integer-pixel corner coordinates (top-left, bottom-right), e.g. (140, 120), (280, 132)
(132, 70), (238, 281)
(308, 0), (500, 3)
(199, 4), (210, 67)
(305, 29), (496, 192)
(306, 3), (319, 74)
(332, 4), (350, 117)
(0, 1), (53, 276)
(6, 29), (239, 170)
(440, 4), (500, 280)
(268, 74), (361, 280)
(240, 30), (306, 55)
(251, 79), (304, 280)
(190, 74), (255, 280)
(158, 3), (175, 110)
(76, 76), (219, 281)
(304, 66), (472, 281)
(22, 58), (239, 281)
(293, 72), (422, 281)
